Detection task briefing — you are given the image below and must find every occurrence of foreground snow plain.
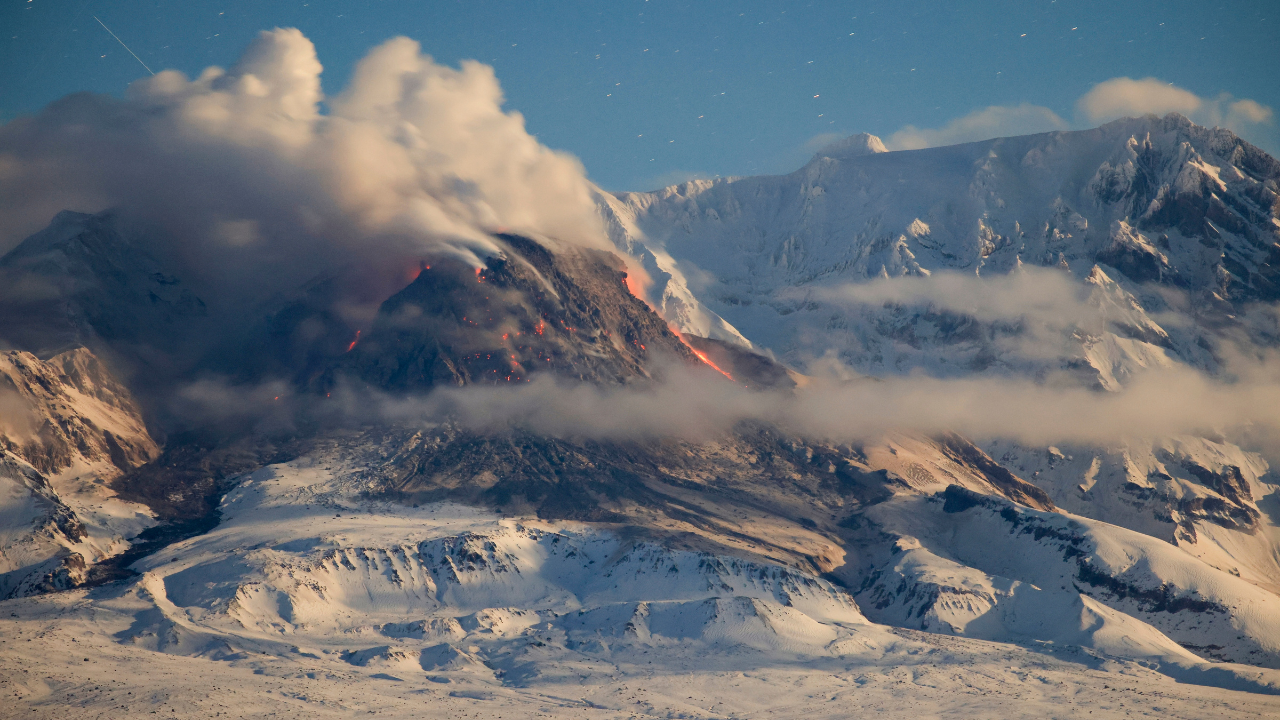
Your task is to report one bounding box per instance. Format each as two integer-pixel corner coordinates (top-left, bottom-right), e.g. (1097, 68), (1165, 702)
(4, 449), (1280, 720)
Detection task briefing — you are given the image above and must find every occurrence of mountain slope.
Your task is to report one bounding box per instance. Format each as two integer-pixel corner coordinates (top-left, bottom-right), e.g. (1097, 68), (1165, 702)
(344, 233), (699, 391)
(599, 114), (1280, 671)
(603, 113), (1280, 372)
(0, 210), (208, 377)
(0, 348), (158, 597)
(6, 116), (1280, 717)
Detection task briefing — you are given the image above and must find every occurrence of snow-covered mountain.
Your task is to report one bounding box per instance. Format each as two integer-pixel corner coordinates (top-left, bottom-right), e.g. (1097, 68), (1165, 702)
(0, 210), (209, 381)
(599, 114), (1280, 673)
(601, 113), (1280, 377)
(5, 115), (1280, 718)
(6, 445), (1280, 719)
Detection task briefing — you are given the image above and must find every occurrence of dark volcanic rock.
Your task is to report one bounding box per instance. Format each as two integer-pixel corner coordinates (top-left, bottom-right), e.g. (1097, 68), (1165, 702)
(341, 234), (698, 391)
(936, 433), (1056, 512)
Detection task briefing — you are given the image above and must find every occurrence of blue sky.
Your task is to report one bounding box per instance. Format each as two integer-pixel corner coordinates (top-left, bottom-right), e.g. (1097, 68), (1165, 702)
(3, 0), (1276, 190)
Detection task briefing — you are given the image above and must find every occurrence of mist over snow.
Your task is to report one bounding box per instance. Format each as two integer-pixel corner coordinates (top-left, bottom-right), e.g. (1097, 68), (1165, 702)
(166, 346), (1280, 462)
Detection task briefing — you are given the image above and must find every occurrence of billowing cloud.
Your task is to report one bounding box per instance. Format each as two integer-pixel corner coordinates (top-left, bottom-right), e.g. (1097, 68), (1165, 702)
(1076, 77), (1203, 123)
(1076, 77), (1274, 136)
(0, 29), (610, 313)
(886, 104), (1069, 151)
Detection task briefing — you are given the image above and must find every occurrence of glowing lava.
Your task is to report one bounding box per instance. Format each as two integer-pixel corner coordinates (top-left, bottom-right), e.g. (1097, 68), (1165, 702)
(345, 329), (361, 352)
(623, 272), (646, 299)
(690, 347), (734, 381)
(405, 262), (430, 283)
(666, 324), (734, 380)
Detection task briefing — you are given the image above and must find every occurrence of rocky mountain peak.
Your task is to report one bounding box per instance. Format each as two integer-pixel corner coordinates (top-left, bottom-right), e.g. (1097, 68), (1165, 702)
(343, 233), (702, 392)
(0, 209), (207, 378)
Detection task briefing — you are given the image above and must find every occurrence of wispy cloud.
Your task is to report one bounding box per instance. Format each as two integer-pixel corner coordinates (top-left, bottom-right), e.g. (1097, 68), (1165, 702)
(886, 104), (1069, 151)
(1076, 76), (1275, 133)
(882, 77), (1274, 152)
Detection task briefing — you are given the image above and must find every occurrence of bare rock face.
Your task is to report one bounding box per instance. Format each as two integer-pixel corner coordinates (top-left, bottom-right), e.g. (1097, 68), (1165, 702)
(0, 347), (159, 598)
(0, 347), (159, 476)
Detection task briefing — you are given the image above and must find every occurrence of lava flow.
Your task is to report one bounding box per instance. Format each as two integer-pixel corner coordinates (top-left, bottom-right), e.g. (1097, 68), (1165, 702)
(666, 324), (733, 381)
(690, 347), (734, 380)
(345, 329), (361, 352)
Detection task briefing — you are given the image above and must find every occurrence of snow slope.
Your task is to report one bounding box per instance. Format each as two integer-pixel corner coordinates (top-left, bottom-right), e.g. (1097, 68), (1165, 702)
(6, 449), (1280, 718)
(602, 114), (1280, 376)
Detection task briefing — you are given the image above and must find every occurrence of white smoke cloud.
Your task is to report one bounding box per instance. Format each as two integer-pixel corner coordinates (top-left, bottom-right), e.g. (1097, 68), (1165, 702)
(0, 29), (610, 313)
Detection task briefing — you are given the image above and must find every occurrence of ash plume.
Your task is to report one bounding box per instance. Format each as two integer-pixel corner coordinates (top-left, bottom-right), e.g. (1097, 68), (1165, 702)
(0, 28), (613, 319)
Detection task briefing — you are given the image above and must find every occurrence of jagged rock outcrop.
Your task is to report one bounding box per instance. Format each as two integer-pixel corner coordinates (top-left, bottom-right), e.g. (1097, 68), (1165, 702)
(0, 347), (158, 598)
(0, 348), (158, 476)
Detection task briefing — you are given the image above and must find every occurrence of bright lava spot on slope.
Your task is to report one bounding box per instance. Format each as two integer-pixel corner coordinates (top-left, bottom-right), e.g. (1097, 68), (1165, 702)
(690, 347), (734, 381)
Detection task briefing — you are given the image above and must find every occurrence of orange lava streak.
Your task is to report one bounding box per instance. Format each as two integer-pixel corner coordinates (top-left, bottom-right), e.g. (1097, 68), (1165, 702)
(690, 347), (734, 381)
(405, 262), (431, 283)
(665, 323), (734, 380)
(345, 329), (361, 352)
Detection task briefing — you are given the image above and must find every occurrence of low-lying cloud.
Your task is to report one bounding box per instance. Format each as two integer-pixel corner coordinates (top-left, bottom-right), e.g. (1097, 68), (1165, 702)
(812, 267), (1092, 327)
(173, 350), (1280, 460)
(161, 264), (1280, 454)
